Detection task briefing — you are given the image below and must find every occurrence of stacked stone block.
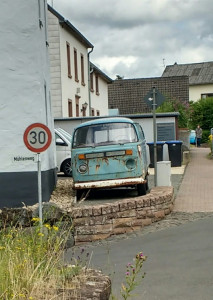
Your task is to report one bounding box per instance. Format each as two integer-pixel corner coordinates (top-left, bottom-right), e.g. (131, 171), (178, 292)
(71, 186), (174, 244)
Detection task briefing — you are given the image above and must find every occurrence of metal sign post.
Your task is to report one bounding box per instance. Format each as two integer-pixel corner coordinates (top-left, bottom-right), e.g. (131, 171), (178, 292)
(23, 123), (52, 229)
(152, 87), (157, 187)
(144, 88), (166, 187)
(37, 153), (43, 227)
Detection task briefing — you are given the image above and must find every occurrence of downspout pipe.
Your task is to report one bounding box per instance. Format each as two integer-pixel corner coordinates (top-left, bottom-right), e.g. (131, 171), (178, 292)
(88, 47), (94, 116)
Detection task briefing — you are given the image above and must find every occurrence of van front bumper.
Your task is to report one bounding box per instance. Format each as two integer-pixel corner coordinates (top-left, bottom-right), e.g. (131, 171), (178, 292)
(73, 177), (147, 190)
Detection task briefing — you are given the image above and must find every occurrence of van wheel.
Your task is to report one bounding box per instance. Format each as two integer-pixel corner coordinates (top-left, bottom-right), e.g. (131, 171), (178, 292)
(137, 183), (146, 196)
(145, 177), (149, 191)
(76, 189), (88, 201)
(76, 189), (83, 201)
(62, 159), (72, 177)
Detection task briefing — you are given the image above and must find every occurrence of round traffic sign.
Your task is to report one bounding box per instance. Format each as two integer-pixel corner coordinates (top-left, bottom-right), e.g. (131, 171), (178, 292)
(23, 123), (52, 153)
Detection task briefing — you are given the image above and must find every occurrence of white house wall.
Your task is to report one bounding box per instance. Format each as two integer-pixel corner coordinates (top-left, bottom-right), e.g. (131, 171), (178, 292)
(48, 10), (63, 117)
(59, 26), (90, 117)
(90, 74), (109, 116)
(190, 84), (213, 101)
(0, 0), (56, 208)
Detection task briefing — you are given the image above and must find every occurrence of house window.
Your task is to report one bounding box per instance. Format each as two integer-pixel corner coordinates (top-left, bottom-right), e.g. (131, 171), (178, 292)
(201, 93), (213, 99)
(96, 110), (100, 116)
(66, 42), (71, 78)
(91, 108), (95, 116)
(90, 72), (94, 92)
(95, 74), (99, 95)
(81, 54), (85, 85)
(82, 105), (86, 117)
(68, 99), (72, 117)
(75, 96), (79, 117)
(74, 48), (78, 82)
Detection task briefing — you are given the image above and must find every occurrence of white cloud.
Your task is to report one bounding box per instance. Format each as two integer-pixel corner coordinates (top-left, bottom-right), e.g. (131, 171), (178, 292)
(48, 0), (213, 79)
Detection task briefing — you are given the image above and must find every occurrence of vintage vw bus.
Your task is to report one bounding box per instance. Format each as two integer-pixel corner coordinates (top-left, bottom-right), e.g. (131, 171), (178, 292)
(71, 117), (149, 199)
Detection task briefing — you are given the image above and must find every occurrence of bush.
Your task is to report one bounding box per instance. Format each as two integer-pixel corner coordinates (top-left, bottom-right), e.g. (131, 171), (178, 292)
(202, 130), (211, 144)
(156, 98), (192, 128)
(190, 97), (213, 130)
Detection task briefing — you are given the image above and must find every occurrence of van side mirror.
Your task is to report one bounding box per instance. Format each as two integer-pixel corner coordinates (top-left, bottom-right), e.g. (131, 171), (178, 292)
(56, 138), (67, 146)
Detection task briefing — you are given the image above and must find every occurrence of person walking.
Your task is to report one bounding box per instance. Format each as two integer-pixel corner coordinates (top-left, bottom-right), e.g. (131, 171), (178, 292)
(195, 124), (202, 147)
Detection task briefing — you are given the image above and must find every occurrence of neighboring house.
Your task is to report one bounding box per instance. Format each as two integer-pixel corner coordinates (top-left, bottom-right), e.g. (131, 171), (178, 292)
(48, 5), (112, 118)
(0, 0), (56, 208)
(108, 76), (189, 115)
(162, 61), (213, 102)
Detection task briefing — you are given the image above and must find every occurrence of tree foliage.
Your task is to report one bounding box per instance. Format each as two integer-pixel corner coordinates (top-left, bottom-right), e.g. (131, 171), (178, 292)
(156, 98), (192, 128)
(156, 97), (213, 131)
(190, 97), (213, 130)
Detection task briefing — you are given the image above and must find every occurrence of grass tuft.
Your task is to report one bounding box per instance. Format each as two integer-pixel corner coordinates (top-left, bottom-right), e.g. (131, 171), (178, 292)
(0, 220), (84, 300)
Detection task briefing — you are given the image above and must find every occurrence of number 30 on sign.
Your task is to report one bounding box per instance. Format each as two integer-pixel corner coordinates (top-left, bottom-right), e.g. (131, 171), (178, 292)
(23, 123), (52, 153)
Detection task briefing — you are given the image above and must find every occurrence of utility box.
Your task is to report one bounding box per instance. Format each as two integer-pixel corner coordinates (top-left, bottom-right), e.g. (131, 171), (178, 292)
(157, 161), (171, 186)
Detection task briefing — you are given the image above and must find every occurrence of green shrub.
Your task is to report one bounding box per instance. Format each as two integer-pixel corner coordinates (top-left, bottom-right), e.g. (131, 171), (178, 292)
(201, 130), (210, 144)
(190, 97), (213, 130)
(156, 98), (193, 128)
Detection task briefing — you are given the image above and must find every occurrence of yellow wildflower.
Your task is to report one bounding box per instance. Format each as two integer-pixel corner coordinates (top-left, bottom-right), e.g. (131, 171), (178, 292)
(0, 246), (5, 250)
(5, 234), (12, 238)
(44, 223), (51, 229)
(52, 225), (59, 231)
(15, 247), (22, 250)
(32, 217), (40, 222)
(38, 233), (44, 237)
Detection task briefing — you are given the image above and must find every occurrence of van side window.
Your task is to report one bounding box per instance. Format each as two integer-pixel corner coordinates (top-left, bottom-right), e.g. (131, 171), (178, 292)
(135, 123), (145, 140)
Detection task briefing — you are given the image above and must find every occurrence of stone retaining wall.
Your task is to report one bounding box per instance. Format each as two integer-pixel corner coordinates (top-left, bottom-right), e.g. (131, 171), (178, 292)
(71, 186), (174, 244)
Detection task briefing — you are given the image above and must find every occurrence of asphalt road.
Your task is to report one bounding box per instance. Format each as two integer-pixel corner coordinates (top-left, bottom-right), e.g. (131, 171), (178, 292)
(63, 169), (213, 299)
(65, 214), (213, 300)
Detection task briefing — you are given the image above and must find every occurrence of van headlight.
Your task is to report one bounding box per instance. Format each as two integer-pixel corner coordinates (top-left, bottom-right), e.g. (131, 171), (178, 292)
(126, 159), (136, 170)
(78, 163), (88, 174)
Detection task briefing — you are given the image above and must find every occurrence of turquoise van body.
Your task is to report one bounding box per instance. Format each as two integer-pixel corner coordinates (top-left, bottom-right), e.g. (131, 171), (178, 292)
(71, 117), (149, 197)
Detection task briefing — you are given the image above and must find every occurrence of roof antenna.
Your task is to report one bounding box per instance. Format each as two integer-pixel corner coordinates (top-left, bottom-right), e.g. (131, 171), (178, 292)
(163, 58), (165, 68)
(51, 0), (54, 7)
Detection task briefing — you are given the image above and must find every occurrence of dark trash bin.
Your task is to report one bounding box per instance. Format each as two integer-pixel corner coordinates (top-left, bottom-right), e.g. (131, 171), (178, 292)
(166, 140), (183, 167)
(147, 142), (165, 168)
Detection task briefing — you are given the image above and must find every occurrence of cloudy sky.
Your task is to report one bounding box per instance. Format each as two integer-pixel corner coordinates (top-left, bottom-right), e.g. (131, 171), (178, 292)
(47, 0), (213, 80)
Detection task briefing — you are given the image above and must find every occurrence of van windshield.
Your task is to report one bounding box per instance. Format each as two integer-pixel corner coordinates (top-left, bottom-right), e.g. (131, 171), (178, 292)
(73, 122), (138, 148)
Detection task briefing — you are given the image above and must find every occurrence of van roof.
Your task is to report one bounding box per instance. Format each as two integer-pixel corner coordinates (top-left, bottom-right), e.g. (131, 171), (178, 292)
(75, 117), (135, 129)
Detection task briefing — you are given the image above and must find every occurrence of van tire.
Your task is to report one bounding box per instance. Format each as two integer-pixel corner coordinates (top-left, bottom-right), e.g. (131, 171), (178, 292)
(62, 159), (72, 177)
(145, 177), (149, 191)
(137, 183), (146, 196)
(76, 189), (88, 201)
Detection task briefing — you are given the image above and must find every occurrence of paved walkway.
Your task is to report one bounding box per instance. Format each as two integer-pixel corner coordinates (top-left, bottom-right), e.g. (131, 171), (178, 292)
(174, 147), (213, 212)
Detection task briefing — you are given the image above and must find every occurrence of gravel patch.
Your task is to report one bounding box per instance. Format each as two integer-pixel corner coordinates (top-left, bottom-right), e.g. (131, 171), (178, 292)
(50, 178), (75, 212)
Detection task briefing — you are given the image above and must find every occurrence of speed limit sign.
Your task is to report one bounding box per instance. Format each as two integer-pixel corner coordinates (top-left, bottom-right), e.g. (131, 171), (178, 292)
(23, 123), (52, 153)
